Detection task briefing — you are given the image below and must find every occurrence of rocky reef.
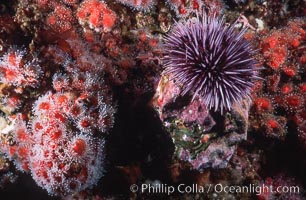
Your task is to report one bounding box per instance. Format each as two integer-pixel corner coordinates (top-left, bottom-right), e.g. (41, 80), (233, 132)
(0, 0), (305, 199)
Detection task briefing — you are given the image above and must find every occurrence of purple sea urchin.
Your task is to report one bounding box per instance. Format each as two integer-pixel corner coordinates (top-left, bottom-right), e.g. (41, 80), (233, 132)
(163, 13), (260, 114)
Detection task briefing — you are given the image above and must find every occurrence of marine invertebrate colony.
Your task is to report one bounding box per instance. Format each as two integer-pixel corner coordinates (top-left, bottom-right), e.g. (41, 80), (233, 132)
(30, 92), (106, 195)
(116, 0), (156, 12)
(250, 18), (306, 144)
(0, 48), (42, 88)
(163, 13), (260, 113)
(77, 0), (117, 32)
(0, 45), (115, 196)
